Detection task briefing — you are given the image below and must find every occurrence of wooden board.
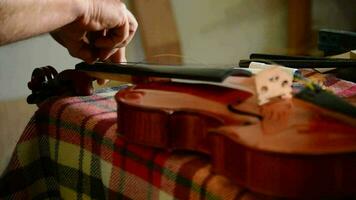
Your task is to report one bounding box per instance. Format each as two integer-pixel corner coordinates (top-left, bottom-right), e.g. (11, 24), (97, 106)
(131, 0), (182, 65)
(288, 0), (311, 55)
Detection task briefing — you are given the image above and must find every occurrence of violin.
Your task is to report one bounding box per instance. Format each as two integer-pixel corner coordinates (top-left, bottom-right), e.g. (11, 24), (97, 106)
(27, 62), (356, 199)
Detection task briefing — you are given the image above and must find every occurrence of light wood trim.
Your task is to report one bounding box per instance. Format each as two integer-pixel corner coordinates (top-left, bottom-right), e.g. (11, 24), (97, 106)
(131, 0), (182, 64)
(288, 0), (311, 55)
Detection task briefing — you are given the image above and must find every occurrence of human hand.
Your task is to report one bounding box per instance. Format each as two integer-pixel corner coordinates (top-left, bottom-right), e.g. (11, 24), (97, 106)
(51, 0), (137, 63)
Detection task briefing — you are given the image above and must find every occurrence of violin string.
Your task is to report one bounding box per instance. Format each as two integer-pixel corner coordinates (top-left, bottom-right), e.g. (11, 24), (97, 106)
(133, 53), (215, 66)
(149, 54), (209, 65)
(127, 54), (327, 92)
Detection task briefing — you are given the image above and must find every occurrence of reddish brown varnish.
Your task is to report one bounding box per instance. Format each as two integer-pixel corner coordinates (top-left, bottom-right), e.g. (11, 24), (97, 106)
(27, 66), (356, 198)
(115, 77), (356, 199)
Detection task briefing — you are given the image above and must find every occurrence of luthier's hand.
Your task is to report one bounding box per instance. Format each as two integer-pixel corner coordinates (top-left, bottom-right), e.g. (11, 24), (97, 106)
(51, 1), (138, 63)
(0, 0), (137, 63)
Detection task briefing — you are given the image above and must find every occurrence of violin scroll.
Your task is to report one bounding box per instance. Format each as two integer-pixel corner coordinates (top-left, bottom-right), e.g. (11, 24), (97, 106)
(27, 66), (95, 104)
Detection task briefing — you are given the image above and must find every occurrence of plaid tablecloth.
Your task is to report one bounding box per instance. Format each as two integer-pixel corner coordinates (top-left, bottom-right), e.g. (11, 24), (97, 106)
(1, 72), (356, 200)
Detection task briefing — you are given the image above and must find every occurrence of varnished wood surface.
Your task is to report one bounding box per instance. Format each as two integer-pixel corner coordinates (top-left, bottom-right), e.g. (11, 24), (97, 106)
(288, 0), (311, 55)
(211, 133), (356, 198)
(115, 76), (356, 198)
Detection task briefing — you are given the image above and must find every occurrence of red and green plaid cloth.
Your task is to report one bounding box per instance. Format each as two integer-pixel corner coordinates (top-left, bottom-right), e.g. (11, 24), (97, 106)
(1, 72), (356, 200)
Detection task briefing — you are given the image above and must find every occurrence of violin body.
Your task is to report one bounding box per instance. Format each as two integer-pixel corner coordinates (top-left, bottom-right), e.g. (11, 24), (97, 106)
(115, 76), (356, 198)
(212, 98), (356, 198)
(28, 65), (356, 198)
(116, 80), (256, 153)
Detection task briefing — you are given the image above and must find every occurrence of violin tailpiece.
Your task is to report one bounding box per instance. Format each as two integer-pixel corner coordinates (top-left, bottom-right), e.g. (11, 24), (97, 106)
(295, 84), (356, 118)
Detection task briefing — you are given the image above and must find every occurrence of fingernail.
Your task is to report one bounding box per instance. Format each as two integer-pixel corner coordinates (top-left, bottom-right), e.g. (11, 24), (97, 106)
(104, 49), (118, 61)
(97, 79), (109, 85)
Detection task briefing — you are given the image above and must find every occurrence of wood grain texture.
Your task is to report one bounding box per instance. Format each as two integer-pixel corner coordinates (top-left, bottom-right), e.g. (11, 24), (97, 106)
(131, 0), (182, 64)
(115, 78), (356, 198)
(210, 134), (356, 198)
(288, 0), (311, 55)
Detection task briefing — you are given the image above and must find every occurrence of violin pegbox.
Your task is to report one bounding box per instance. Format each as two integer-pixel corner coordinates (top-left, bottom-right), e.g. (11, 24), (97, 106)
(254, 66), (293, 105)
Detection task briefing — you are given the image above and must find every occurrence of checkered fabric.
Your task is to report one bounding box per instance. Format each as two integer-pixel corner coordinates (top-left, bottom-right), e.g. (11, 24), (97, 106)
(1, 72), (355, 200)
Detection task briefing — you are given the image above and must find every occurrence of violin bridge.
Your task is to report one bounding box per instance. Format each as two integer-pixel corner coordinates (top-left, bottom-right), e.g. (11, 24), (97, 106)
(253, 64), (293, 105)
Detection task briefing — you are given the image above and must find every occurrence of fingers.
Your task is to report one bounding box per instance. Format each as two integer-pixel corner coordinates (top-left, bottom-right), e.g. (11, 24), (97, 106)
(120, 9), (138, 48)
(127, 9), (139, 38)
(96, 78), (109, 85)
(52, 1), (136, 64)
(68, 42), (98, 64)
(72, 37), (127, 63)
(97, 48), (117, 60)
(96, 47), (126, 86)
(123, 9), (138, 46)
(94, 17), (130, 49)
(94, 9), (138, 50)
(96, 47), (127, 62)
(109, 47), (127, 62)
(90, 8), (137, 62)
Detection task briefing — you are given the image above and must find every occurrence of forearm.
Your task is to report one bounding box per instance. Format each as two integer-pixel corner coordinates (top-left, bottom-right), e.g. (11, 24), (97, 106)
(0, 0), (86, 45)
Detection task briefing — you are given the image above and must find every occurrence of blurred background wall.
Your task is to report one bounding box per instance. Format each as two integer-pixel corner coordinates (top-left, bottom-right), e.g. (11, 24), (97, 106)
(0, 0), (355, 173)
